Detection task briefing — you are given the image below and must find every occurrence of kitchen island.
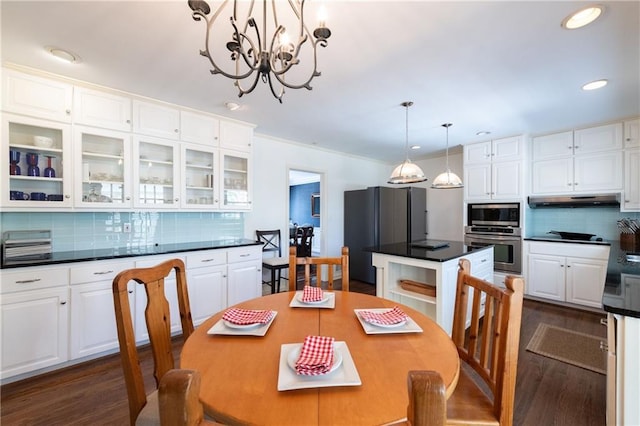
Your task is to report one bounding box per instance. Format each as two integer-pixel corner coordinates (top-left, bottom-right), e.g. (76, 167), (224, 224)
(368, 240), (493, 335)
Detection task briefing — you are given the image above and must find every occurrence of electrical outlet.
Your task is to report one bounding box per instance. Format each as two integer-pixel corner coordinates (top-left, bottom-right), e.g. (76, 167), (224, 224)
(123, 223), (131, 233)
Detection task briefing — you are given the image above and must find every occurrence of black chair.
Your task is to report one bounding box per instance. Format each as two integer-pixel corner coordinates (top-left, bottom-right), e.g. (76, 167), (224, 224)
(256, 230), (289, 294)
(295, 226), (314, 257)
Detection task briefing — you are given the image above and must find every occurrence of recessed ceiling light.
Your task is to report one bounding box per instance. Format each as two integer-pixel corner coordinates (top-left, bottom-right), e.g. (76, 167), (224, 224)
(45, 46), (80, 64)
(562, 5), (604, 29)
(476, 131), (491, 136)
(410, 145), (420, 150)
(582, 79), (608, 91)
(225, 101), (241, 111)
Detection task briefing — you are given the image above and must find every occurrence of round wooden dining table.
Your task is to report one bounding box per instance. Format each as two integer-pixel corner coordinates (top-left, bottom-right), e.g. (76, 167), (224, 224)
(180, 291), (459, 426)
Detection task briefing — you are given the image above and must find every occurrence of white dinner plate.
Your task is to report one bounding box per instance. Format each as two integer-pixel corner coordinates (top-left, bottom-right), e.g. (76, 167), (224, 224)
(277, 342), (361, 391)
(289, 291), (335, 309)
(286, 345), (343, 375)
(363, 317), (407, 328)
(297, 293), (330, 305)
(353, 309), (423, 335)
(223, 319), (264, 329)
(207, 311), (277, 336)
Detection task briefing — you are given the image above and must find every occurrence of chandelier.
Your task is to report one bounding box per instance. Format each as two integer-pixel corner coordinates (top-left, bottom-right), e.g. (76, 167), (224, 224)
(431, 123), (463, 189)
(388, 102), (427, 185)
(188, 0), (331, 103)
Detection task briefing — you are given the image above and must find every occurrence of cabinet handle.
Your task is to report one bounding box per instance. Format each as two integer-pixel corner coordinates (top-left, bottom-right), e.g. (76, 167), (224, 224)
(600, 318), (608, 326)
(60, 301), (67, 305)
(223, 274), (227, 278)
(126, 119), (131, 124)
(66, 109), (71, 115)
(567, 183), (572, 186)
(65, 194), (71, 198)
(574, 182), (578, 186)
(126, 196), (131, 201)
(566, 265), (571, 268)
(240, 253), (251, 257)
(599, 341), (608, 352)
(481, 259), (487, 263)
(128, 290), (134, 294)
(485, 192), (490, 195)
(174, 198), (179, 202)
(174, 129), (179, 133)
(16, 278), (42, 284)
(201, 259), (216, 263)
(93, 270), (114, 275)
(575, 145), (579, 149)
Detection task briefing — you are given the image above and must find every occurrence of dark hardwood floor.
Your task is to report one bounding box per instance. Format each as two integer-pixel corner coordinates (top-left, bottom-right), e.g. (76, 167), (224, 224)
(0, 281), (606, 425)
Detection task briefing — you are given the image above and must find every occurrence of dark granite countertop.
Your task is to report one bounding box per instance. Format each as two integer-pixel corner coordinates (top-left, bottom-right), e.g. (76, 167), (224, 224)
(365, 240), (489, 263)
(1, 239), (261, 269)
(602, 241), (640, 318)
(524, 236), (612, 246)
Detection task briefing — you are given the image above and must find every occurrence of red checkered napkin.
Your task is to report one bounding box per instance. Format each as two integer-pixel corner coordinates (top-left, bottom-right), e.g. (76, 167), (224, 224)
(222, 308), (274, 325)
(359, 306), (408, 325)
(295, 335), (335, 376)
(302, 285), (324, 302)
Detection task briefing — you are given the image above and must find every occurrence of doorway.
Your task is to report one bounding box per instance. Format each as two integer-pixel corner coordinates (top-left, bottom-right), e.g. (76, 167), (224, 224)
(288, 169), (322, 256)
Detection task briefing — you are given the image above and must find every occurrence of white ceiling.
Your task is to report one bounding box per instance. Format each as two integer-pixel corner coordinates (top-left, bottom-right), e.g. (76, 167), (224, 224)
(2, 1), (639, 163)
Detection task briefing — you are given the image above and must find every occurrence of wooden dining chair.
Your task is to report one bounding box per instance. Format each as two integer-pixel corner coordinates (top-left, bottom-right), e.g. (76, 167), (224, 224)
(288, 245), (349, 291)
(446, 258), (524, 426)
(406, 370), (447, 426)
(295, 226), (314, 257)
(112, 258), (196, 425)
(159, 369), (218, 426)
(256, 229), (289, 293)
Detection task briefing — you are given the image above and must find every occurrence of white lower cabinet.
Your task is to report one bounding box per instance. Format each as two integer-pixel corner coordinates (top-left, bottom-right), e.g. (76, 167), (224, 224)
(134, 255), (185, 342)
(526, 241), (609, 308)
(186, 250), (228, 326)
(226, 246), (262, 306)
(0, 244), (261, 382)
(69, 260), (134, 359)
(1, 286), (69, 379)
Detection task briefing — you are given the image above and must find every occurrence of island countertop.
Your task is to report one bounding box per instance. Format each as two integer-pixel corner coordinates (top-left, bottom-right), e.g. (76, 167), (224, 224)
(1, 239), (261, 269)
(365, 240), (488, 263)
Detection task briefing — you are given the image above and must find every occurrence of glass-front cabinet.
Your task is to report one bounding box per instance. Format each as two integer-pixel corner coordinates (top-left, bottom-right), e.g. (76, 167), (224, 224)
(133, 136), (180, 208)
(221, 149), (251, 210)
(182, 144), (218, 209)
(74, 126), (132, 208)
(1, 114), (72, 208)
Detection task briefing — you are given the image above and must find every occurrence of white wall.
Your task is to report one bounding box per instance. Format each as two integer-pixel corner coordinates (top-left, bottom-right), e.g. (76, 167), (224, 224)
(245, 135), (465, 254)
(244, 135), (388, 256)
(414, 152), (465, 241)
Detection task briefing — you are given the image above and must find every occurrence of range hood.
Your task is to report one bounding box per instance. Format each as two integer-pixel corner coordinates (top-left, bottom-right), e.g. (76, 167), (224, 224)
(528, 194), (620, 208)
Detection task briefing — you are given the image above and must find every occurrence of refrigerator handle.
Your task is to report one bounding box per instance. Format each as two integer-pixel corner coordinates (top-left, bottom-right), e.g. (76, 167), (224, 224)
(425, 210), (428, 236)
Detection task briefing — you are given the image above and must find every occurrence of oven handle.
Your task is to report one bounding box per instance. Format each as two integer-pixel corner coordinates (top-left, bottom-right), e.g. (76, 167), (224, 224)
(465, 235), (522, 243)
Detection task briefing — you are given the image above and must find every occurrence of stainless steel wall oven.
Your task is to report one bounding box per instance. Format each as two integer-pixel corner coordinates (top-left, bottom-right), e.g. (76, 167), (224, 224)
(464, 203), (522, 274)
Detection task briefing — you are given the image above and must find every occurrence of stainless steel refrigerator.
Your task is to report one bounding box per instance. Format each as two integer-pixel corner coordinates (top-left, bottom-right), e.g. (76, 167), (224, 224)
(344, 186), (427, 284)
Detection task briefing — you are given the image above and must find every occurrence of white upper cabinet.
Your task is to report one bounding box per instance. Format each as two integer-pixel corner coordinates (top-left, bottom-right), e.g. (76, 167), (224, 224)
(531, 131), (574, 160)
(573, 123), (623, 153)
(624, 118), (640, 148)
(180, 110), (220, 146)
(73, 87), (132, 132)
(463, 136), (523, 200)
(531, 123), (624, 195)
(623, 148), (640, 211)
(132, 100), (180, 140)
(2, 69), (73, 123)
(133, 135), (181, 208)
(464, 136), (522, 165)
(219, 121), (253, 152)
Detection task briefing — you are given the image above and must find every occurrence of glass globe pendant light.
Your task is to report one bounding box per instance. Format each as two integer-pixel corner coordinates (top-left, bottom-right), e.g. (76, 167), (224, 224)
(432, 123), (463, 189)
(388, 101), (427, 184)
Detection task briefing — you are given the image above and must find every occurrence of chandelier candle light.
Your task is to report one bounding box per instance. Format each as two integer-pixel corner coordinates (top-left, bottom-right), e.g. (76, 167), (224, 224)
(388, 102), (427, 184)
(431, 123), (463, 189)
(188, 0), (331, 103)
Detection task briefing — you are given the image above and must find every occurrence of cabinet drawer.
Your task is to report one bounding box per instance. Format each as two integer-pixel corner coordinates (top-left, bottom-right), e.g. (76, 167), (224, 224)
(1, 266), (69, 293)
(187, 250), (227, 268)
(528, 241), (610, 259)
(227, 247), (261, 263)
(69, 260), (134, 285)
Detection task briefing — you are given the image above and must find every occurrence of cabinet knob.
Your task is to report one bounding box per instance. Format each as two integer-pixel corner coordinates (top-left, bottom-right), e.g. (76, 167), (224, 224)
(65, 194), (71, 198)
(174, 129), (179, 133)
(60, 301), (67, 305)
(66, 109), (71, 115)
(126, 196), (131, 201)
(567, 183), (572, 186)
(574, 145), (579, 149)
(568, 146), (572, 149)
(174, 198), (179, 202)
(128, 290), (134, 294)
(574, 182), (578, 186)
(126, 119), (131, 124)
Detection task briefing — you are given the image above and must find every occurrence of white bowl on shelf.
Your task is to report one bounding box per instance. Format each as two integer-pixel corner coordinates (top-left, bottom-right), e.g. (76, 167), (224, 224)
(33, 136), (54, 148)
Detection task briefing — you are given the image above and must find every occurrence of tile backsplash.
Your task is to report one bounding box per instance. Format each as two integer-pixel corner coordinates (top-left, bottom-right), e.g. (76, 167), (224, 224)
(0, 212), (244, 252)
(525, 207), (640, 240)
